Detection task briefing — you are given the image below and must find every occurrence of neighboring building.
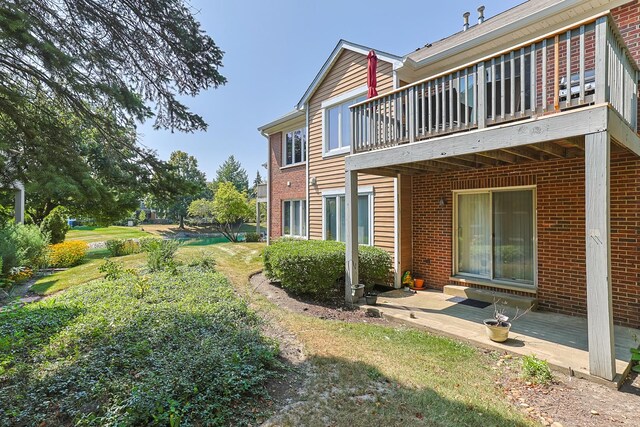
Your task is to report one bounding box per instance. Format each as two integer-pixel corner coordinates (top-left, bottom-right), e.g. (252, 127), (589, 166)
(259, 0), (640, 381)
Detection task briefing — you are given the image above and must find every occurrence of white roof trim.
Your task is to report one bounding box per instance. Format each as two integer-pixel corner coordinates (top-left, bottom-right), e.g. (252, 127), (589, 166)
(296, 39), (402, 110)
(257, 109), (305, 134)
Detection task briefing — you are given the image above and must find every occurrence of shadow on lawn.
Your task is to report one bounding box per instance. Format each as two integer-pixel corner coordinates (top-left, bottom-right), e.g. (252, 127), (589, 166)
(0, 301), (84, 364)
(266, 354), (531, 427)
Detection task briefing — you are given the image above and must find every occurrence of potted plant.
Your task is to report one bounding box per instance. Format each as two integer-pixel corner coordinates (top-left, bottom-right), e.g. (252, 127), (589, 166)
(351, 283), (365, 302)
(365, 292), (378, 305)
(483, 301), (531, 342)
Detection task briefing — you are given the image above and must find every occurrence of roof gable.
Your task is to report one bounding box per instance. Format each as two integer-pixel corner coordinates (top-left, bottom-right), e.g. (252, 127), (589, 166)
(296, 40), (402, 110)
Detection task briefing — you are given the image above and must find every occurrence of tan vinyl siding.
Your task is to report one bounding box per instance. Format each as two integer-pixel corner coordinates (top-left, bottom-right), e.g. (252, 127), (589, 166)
(308, 50), (396, 256)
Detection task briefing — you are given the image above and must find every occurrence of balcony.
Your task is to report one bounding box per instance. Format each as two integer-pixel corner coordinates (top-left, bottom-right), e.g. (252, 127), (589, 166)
(350, 15), (638, 154)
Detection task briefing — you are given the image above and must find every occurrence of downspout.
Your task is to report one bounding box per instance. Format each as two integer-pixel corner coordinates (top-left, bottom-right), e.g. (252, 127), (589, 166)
(305, 105), (310, 239)
(260, 130), (271, 245)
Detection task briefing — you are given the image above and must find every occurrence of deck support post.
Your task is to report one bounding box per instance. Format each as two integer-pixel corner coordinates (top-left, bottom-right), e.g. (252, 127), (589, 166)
(477, 62), (486, 129)
(585, 130), (616, 381)
(14, 182), (24, 224)
(345, 170), (359, 304)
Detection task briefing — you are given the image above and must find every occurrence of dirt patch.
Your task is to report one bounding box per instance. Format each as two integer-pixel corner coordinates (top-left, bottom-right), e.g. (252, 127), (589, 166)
(496, 354), (640, 426)
(250, 272), (388, 325)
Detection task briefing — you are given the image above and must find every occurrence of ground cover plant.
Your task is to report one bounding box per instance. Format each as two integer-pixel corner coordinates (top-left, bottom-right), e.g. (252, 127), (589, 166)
(0, 266), (278, 426)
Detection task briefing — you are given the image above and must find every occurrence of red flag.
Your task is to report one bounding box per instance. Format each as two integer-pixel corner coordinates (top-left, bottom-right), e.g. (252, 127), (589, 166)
(367, 50), (378, 98)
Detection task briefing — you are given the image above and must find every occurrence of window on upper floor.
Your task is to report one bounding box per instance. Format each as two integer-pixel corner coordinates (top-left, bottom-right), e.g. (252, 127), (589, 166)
(323, 94), (366, 155)
(283, 127), (306, 166)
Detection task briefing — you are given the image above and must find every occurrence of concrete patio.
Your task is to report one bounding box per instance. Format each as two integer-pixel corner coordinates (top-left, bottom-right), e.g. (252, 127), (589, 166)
(362, 289), (640, 388)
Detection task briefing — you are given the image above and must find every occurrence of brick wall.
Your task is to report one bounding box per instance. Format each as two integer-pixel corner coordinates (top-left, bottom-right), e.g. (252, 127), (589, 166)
(612, 1), (640, 128)
(411, 151), (640, 328)
(268, 132), (306, 240)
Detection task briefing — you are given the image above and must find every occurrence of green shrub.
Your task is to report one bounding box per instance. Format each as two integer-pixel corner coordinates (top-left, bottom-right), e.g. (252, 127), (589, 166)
(0, 268), (278, 425)
(264, 240), (344, 298)
(105, 238), (142, 257)
(144, 239), (180, 272)
(39, 206), (69, 244)
(263, 240), (392, 299)
(244, 232), (260, 242)
(522, 354), (553, 384)
(359, 245), (393, 290)
(139, 236), (162, 251)
(48, 241), (88, 268)
(0, 222), (50, 274)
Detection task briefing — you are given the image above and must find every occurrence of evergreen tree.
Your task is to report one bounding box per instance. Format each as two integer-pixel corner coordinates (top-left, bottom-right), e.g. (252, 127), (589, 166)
(215, 156), (249, 194)
(0, 0), (226, 219)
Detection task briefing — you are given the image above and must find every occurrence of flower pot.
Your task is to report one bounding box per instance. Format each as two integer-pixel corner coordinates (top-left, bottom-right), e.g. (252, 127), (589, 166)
(365, 293), (378, 305)
(351, 284), (365, 301)
(414, 278), (424, 288)
(483, 319), (511, 342)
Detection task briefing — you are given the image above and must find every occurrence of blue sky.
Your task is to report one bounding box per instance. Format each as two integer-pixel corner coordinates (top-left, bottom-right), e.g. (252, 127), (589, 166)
(138, 0), (523, 182)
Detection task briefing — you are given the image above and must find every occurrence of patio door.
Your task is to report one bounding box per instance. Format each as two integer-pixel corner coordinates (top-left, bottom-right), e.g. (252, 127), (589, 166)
(456, 188), (535, 285)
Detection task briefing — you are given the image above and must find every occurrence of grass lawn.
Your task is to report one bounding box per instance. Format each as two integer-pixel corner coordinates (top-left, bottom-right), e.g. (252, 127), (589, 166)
(31, 251), (147, 295)
(15, 240), (532, 425)
(66, 225), (152, 242)
(66, 224), (265, 244)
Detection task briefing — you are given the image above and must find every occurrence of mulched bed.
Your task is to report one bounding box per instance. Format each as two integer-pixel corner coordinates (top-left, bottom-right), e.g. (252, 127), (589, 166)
(250, 272), (388, 325)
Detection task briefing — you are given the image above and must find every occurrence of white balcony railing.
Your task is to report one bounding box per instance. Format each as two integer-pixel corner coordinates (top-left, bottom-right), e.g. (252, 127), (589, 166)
(351, 15), (638, 154)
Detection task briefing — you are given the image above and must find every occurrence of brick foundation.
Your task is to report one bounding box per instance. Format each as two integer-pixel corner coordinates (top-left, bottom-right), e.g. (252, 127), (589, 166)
(411, 151), (640, 328)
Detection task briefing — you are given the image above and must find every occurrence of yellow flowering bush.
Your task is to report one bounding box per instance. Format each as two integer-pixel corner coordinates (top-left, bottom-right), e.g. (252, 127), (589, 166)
(8, 267), (33, 283)
(49, 241), (88, 268)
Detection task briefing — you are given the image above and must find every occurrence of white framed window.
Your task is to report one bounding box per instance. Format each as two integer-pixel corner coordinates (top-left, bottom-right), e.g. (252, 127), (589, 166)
(283, 199), (306, 237)
(454, 187), (536, 286)
(283, 127), (306, 166)
(322, 87), (367, 156)
(322, 189), (373, 245)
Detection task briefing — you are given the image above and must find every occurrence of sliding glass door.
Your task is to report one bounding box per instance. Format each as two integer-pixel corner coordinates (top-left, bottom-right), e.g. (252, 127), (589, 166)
(457, 193), (491, 277)
(456, 188), (535, 285)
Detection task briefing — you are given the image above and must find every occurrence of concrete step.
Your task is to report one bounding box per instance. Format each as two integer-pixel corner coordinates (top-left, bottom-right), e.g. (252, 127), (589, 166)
(443, 284), (537, 311)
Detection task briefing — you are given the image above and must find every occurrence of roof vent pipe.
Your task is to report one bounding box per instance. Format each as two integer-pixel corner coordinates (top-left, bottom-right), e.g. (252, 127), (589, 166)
(463, 12), (470, 31)
(477, 5), (485, 24)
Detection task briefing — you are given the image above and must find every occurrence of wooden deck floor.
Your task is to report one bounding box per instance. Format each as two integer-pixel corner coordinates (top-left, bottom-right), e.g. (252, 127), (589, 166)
(364, 289), (639, 388)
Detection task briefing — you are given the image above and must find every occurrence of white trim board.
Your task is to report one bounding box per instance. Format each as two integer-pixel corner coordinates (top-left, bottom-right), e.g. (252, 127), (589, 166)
(321, 85), (368, 109)
(322, 186), (374, 196)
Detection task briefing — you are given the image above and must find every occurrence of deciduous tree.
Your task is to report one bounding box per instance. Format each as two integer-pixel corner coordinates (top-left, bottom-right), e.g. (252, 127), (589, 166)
(188, 182), (251, 242)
